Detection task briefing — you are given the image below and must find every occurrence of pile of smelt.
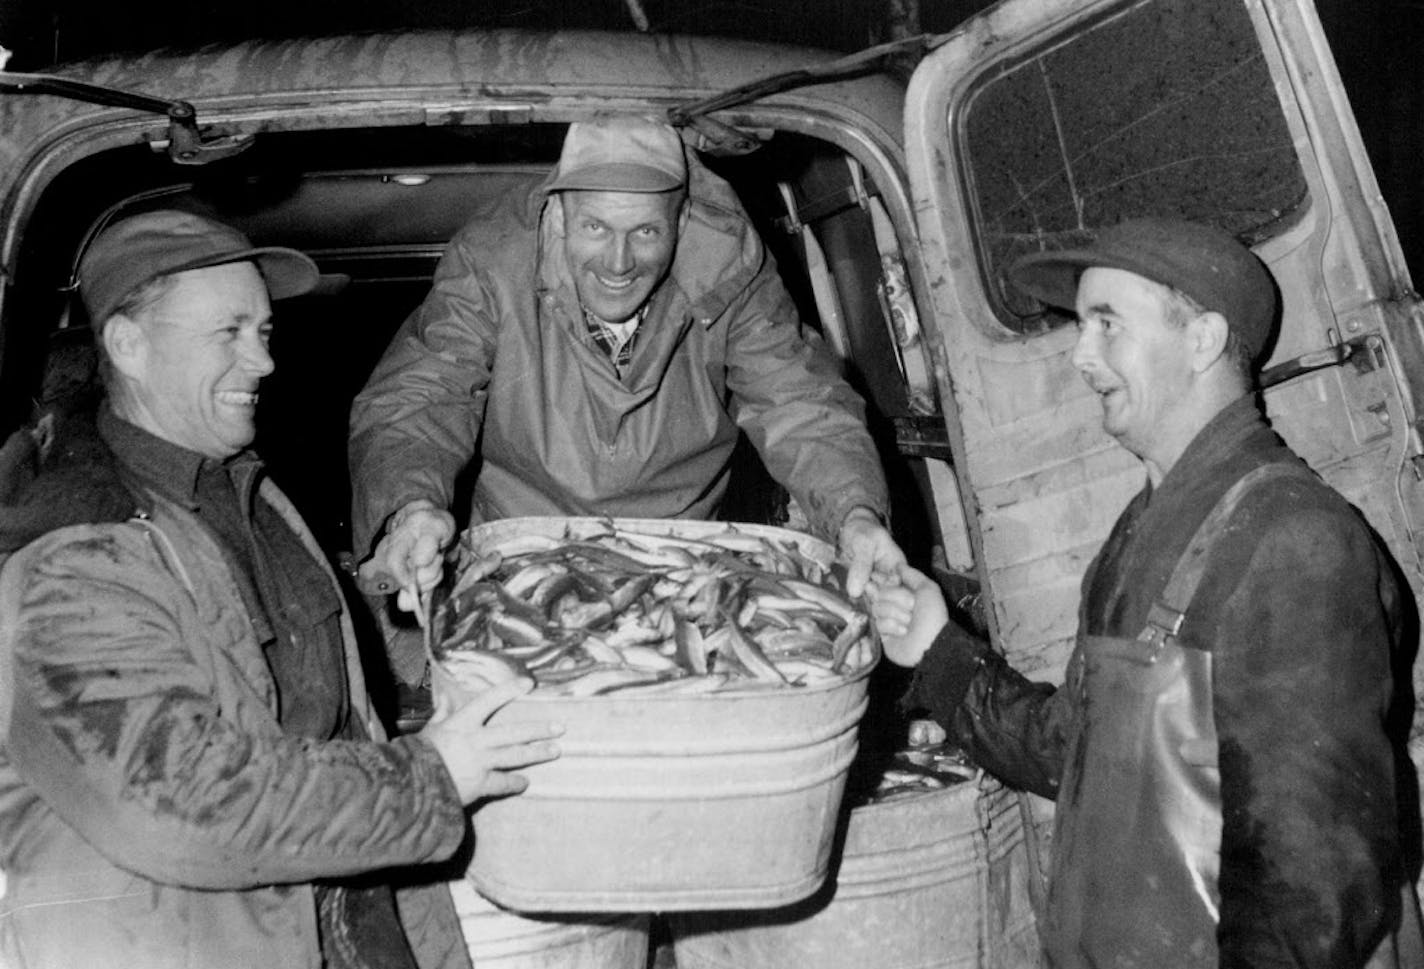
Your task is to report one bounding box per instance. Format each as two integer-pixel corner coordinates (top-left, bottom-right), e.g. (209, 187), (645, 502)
(433, 524), (876, 697)
(868, 745), (977, 803)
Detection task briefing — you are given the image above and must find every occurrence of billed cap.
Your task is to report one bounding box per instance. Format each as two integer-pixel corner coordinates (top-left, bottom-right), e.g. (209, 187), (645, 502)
(546, 114), (687, 194)
(79, 209), (319, 327)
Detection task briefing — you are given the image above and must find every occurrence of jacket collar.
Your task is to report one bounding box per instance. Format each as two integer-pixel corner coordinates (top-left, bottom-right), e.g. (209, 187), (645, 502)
(0, 401), (141, 552)
(1149, 393), (1277, 506)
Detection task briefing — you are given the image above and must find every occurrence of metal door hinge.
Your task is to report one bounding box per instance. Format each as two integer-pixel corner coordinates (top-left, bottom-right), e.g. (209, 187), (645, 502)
(0, 70), (253, 165)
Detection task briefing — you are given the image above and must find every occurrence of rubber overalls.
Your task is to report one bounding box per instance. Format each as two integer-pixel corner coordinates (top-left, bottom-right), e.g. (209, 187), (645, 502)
(1041, 463), (1331, 967)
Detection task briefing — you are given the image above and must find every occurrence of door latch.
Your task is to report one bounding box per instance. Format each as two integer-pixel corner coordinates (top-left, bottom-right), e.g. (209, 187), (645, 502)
(1258, 333), (1383, 390)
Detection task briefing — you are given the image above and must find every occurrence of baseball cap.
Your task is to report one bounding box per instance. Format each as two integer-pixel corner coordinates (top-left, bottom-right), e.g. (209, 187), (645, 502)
(78, 209), (320, 327)
(546, 114), (687, 194)
(1008, 217), (1278, 360)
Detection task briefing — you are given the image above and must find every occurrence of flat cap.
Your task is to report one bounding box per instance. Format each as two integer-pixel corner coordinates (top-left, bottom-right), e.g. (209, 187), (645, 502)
(1009, 217), (1278, 360)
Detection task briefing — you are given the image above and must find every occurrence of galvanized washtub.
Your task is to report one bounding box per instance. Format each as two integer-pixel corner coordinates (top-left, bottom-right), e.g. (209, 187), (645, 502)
(433, 516), (878, 913)
(670, 773), (1041, 969)
(447, 879), (651, 968)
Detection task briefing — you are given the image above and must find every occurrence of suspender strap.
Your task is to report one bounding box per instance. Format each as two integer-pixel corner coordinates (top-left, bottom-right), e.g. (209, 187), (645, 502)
(1139, 462), (1318, 644)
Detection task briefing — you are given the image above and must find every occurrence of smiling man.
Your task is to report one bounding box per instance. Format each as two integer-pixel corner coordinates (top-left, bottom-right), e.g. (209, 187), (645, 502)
(349, 113), (902, 683)
(0, 210), (563, 969)
(869, 219), (1423, 968)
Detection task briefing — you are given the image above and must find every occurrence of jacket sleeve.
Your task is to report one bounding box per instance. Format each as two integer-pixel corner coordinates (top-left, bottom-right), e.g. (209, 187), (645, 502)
(900, 619), (1077, 799)
(1, 525), (468, 890)
(720, 253), (889, 541)
(1210, 501), (1405, 969)
(348, 229), (498, 557)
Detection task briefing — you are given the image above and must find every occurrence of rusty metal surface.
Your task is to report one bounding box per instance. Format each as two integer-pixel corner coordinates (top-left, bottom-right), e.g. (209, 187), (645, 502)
(0, 29), (909, 291)
(0, 29), (906, 167)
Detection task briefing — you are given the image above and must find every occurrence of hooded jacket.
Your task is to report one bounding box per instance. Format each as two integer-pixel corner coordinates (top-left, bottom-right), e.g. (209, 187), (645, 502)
(348, 155), (887, 557)
(0, 410), (472, 969)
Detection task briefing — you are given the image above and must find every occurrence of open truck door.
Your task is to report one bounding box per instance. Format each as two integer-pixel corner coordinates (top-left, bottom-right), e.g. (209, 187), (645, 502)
(902, 0), (1424, 870)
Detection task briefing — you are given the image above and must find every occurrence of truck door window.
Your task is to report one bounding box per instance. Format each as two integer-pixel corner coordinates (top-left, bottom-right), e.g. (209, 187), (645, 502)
(961, 0), (1309, 334)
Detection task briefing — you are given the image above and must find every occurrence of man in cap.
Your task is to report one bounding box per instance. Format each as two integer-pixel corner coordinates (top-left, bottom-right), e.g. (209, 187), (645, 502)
(0, 209), (561, 969)
(869, 218), (1423, 968)
(349, 113), (903, 682)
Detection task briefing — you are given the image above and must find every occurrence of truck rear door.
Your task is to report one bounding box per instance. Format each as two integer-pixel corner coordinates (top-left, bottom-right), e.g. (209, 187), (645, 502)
(903, 0), (1424, 707)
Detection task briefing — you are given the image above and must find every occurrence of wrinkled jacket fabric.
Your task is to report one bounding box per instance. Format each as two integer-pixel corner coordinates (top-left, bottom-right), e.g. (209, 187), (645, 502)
(904, 396), (1422, 969)
(0, 415), (471, 969)
(348, 158), (887, 557)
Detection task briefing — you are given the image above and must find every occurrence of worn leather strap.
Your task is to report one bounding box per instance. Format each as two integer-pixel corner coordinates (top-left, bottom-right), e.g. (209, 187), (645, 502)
(1140, 461), (1318, 645)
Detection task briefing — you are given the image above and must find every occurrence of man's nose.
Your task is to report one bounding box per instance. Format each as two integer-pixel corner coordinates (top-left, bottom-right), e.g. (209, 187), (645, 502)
(603, 236), (634, 274)
(1070, 326), (1097, 373)
(243, 335), (275, 376)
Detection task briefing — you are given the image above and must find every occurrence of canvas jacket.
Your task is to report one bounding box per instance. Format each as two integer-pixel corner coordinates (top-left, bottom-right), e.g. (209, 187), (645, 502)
(904, 395), (1421, 969)
(0, 412), (472, 969)
(348, 156), (888, 557)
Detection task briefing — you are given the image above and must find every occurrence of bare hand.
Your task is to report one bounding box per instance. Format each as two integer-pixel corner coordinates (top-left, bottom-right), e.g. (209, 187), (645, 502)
(838, 507), (906, 599)
(868, 564), (948, 668)
(421, 678), (563, 804)
(364, 500), (456, 613)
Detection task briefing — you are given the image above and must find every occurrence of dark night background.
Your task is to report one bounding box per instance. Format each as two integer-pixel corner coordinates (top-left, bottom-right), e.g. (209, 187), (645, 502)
(1, 0), (1420, 286)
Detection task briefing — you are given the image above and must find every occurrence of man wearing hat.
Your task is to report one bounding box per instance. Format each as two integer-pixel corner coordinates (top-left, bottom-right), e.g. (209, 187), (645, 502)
(0, 210), (561, 969)
(349, 114), (903, 675)
(870, 218), (1423, 968)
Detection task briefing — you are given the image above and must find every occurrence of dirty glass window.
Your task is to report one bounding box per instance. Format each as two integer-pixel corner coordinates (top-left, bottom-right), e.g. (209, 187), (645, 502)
(963, 0), (1309, 335)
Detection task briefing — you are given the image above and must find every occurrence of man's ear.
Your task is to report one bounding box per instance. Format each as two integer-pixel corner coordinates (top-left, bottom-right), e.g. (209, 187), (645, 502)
(101, 314), (148, 380)
(1190, 310), (1231, 374)
(676, 194), (691, 234)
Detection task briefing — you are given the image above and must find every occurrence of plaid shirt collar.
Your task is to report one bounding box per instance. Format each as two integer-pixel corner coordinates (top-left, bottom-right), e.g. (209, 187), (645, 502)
(584, 303), (648, 374)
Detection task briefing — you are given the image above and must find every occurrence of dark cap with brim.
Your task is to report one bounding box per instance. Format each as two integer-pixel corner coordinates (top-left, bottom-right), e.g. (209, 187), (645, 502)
(1008, 217), (1278, 361)
(79, 209), (320, 327)
(546, 114), (687, 194)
